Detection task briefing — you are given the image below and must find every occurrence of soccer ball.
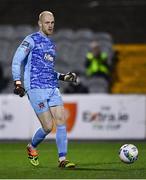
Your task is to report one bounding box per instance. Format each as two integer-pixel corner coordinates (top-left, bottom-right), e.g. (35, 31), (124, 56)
(119, 144), (138, 164)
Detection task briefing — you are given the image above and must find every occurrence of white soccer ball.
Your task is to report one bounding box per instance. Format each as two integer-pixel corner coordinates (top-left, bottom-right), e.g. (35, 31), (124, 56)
(119, 144), (138, 164)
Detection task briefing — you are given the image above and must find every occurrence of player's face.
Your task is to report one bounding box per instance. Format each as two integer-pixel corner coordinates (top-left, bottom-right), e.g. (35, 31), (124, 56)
(39, 14), (55, 36)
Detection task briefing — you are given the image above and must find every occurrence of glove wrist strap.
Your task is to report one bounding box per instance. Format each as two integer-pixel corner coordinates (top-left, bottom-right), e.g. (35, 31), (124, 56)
(15, 80), (22, 85)
(58, 74), (65, 81)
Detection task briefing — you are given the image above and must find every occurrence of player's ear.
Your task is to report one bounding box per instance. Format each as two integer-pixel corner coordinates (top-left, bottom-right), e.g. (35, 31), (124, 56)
(38, 20), (42, 28)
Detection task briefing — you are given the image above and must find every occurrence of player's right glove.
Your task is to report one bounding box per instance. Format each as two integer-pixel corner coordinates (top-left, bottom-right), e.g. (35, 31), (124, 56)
(14, 80), (25, 97)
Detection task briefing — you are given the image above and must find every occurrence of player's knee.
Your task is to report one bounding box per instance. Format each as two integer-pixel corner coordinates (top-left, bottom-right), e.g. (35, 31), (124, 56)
(43, 125), (53, 134)
(56, 115), (66, 125)
(45, 128), (52, 134)
(56, 119), (66, 126)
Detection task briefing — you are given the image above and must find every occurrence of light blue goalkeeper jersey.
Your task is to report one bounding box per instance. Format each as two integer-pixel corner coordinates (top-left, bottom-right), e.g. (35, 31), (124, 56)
(12, 31), (60, 91)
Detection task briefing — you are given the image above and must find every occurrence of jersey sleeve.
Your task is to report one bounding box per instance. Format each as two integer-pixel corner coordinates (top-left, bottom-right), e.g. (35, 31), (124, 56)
(56, 71), (61, 79)
(12, 36), (34, 81)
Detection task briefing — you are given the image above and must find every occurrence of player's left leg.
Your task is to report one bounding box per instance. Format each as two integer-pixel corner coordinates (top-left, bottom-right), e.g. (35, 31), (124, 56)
(50, 105), (75, 168)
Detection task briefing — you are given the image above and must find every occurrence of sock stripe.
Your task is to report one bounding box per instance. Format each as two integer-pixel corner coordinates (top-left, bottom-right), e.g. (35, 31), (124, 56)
(59, 152), (67, 157)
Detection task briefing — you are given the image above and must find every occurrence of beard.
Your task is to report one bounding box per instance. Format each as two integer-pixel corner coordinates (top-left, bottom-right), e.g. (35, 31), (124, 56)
(43, 28), (53, 36)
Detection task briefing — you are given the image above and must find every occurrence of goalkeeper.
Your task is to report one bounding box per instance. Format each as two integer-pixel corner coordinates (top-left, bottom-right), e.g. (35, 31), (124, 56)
(12, 11), (77, 168)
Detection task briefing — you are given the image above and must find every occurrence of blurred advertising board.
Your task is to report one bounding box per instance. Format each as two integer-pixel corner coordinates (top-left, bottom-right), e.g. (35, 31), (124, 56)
(0, 94), (145, 139)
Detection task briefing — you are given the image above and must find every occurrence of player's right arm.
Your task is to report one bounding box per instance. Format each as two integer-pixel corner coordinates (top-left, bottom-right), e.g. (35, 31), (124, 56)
(12, 36), (34, 97)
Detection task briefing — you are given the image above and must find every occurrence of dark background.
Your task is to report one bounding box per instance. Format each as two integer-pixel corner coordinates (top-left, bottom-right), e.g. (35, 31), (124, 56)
(0, 0), (146, 43)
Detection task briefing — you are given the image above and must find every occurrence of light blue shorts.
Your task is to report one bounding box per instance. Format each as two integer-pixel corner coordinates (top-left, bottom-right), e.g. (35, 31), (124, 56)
(27, 88), (63, 114)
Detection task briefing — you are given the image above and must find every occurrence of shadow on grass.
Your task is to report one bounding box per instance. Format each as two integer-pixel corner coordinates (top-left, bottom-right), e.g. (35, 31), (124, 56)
(63, 167), (146, 172)
(30, 161), (146, 172)
(60, 162), (146, 172)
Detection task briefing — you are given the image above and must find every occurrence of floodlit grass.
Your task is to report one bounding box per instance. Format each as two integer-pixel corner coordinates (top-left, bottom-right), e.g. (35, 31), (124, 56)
(0, 141), (146, 179)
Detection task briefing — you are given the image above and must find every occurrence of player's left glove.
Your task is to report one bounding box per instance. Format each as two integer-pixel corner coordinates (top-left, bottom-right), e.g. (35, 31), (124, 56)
(59, 72), (78, 83)
(14, 80), (25, 97)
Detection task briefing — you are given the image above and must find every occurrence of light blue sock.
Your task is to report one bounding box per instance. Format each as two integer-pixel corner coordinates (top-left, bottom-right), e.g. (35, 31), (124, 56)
(31, 128), (48, 148)
(56, 125), (68, 158)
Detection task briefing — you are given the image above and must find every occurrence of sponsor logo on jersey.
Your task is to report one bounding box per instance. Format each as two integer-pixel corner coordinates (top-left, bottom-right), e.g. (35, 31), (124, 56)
(44, 53), (54, 61)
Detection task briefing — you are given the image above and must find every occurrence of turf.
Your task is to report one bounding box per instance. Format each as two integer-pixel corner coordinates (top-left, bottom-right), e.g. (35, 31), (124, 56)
(0, 141), (146, 179)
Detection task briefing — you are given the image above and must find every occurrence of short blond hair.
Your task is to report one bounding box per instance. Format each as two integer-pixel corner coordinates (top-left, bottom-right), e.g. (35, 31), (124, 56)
(39, 11), (54, 21)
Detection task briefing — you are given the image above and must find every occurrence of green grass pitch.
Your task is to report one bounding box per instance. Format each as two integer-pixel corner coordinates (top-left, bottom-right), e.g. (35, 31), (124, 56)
(0, 141), (146, 179)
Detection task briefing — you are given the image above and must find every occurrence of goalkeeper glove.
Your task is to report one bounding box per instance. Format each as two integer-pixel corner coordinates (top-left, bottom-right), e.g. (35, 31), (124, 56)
(14, 80), (25, 97)
(59, 72), (78, 83)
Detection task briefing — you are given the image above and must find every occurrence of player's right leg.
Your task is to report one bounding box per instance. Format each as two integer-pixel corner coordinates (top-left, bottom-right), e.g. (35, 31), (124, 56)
(26, 110), (54, 166)
(27, 89), (54, 166)
(27, 143), (39, 166)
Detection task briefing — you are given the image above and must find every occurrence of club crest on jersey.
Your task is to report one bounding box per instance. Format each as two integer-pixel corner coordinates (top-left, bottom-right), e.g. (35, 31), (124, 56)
(38, 102), (45, 109)
(44, 53), (54, 61)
